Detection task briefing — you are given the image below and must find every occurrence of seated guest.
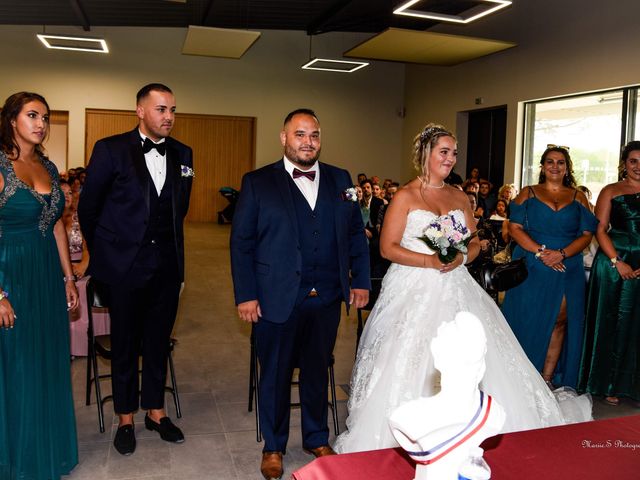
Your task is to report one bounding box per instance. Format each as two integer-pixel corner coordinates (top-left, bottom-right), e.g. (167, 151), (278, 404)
(464, 181), (480, 196)
(577, 185), (595, 212)
(490, 199), (509, 221)
(462, 166), (481, 190)
(359, 179), (385, 276)
(60, 180), (89, 278)
(498, 183), (517, 204)
(477, 180), (497, 219)
(383, 181), (399, 204)
(445, 167), (463, 186)
(371, 182), (387, 204)
(465, 193), (495, 287)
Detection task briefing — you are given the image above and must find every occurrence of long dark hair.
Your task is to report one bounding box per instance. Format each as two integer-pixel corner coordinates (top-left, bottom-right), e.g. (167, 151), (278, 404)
(537, 146), (577, 188)
(0, 91), (50, 159)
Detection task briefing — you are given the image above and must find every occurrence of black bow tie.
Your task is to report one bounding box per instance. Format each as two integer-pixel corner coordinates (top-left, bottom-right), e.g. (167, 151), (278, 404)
(292, 168), (316, 181)
(142, 137), (166, 156)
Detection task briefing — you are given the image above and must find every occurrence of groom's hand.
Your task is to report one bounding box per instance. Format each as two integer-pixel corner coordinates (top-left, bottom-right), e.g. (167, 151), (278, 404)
(350, 289), (369, 309)
(238, 300), (262, 323)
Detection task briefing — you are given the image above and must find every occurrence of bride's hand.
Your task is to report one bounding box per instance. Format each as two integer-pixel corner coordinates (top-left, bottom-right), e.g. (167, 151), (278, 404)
(439, 252), (464, 274)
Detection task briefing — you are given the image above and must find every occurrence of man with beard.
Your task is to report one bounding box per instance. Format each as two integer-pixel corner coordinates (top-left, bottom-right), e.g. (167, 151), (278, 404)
(230, 108), (370, 480)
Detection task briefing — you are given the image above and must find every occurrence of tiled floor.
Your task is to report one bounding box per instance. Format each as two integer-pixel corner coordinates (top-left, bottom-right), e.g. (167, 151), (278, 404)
(68, 222), (639, 480)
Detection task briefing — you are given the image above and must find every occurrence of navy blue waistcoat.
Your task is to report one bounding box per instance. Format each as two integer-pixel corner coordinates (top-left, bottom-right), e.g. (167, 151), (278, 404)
(129, 170), (177, 284)
(288, 177), (341, 305)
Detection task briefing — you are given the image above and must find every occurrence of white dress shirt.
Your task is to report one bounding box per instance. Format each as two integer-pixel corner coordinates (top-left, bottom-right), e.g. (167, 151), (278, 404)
(140, 131), (167, 195)
(283, 156), (319, 210)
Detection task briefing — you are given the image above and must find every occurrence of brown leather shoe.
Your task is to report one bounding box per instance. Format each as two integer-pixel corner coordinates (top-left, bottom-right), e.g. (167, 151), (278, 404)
(303, 445), (337, 458)
(260, 451), (283, 480)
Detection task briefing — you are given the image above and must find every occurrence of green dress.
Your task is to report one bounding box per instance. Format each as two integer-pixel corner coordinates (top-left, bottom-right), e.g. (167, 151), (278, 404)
(579, 193), (640, 400)
(0, 152), (78, 479)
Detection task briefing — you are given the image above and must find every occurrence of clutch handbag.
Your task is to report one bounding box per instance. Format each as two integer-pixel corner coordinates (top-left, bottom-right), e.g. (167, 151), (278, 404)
(479, 257), (528, 293)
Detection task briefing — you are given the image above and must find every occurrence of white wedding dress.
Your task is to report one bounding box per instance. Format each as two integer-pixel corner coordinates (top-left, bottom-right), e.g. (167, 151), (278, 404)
(334, 209), (591, 454)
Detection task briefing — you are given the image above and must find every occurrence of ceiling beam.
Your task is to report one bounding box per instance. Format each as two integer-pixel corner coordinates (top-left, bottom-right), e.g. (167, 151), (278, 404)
(306, 0), (354, 35)
(69, 0), (90, 31)
(202, 0), (217, 25)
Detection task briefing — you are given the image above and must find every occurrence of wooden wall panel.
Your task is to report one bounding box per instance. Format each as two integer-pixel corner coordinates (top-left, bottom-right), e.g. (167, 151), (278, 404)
(85, 109), (255, 222)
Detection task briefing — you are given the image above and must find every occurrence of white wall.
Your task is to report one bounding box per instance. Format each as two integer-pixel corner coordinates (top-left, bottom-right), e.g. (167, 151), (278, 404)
(0, 26), (406, 184)
(402, 0), (640, 185)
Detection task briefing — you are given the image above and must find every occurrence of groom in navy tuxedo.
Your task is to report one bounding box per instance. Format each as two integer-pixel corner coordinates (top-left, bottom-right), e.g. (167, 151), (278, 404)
(79, 83), (192, 455)
(231, 109), (370, 480)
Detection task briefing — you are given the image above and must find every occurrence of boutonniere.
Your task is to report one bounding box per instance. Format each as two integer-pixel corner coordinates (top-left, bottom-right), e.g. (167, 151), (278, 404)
(181, 165), (195, 178)
(341, 187), (358, 202)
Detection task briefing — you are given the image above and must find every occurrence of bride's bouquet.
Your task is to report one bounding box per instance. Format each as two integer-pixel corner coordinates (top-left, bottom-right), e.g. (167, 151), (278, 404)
(418, 213), (474, 264)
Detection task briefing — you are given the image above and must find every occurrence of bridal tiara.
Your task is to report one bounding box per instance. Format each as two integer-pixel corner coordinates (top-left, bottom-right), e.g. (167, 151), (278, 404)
(420, 126), (449, 144)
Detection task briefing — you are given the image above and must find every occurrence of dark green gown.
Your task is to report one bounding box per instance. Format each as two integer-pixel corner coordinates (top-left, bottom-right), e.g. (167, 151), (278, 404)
(579, 193), (640, 400)
(0, 153), (78, 479)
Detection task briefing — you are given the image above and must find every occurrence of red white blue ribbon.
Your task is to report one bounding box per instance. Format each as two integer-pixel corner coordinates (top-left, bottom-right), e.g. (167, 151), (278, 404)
(405, 391), (492, 465)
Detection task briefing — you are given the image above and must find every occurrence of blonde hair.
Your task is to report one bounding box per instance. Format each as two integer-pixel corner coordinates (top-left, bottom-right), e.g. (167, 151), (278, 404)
(412, 123), (455, 182)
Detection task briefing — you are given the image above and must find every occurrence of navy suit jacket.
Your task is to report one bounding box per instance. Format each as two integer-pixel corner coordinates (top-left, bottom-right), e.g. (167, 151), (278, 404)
(78, 128), (193, 285)
(230, 159), (370, 323)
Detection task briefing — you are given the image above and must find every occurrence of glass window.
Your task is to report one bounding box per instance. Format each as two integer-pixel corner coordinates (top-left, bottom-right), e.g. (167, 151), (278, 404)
(523, 91), (624, 200)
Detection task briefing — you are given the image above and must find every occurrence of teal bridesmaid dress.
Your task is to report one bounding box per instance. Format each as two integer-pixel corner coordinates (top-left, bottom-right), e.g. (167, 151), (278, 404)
(501, 189), (597, 388)
(579, 194), (640, 400)
(0, 153), (78, 479)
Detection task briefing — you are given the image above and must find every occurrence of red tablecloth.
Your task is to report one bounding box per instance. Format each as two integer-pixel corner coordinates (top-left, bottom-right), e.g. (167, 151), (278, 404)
(69, 276), (110, 356)
(292, 415), (640, 480)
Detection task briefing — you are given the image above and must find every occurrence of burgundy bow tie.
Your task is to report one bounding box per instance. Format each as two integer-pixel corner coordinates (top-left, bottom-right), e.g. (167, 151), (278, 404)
(292, 168), (316, 181)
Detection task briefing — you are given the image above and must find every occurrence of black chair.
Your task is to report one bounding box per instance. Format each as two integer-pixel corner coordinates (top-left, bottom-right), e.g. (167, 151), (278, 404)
(356, 278), (383, 352)
(247, 327), (339, 443)
(84, 278), (182, 433)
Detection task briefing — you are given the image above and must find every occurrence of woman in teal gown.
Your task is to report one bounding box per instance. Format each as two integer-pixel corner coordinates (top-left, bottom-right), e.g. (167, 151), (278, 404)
(502, 146), (597, 389)
(579, 141), (640, 405)
(0, 92), (79, 479)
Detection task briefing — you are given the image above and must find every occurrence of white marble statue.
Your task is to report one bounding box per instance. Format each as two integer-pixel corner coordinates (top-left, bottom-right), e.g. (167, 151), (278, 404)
(388, 312), (506, 480)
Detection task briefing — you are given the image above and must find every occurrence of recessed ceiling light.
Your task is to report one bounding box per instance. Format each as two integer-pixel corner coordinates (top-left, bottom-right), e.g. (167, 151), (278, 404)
(394, 0), (512, 24)
(301, 58), (369, 73)
(37, 34), (109, 53)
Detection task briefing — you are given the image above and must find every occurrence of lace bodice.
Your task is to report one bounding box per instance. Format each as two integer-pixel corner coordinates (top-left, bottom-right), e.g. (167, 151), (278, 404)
(0, 152), (63, 238)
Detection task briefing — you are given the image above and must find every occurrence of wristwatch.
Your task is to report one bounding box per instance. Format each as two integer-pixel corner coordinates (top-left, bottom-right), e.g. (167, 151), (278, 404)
(0, 290), (9, 302)
(610, 256), (621, 268)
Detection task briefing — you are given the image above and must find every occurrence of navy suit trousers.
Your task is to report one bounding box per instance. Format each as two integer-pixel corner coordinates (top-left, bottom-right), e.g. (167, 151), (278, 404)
(254, 295), (341, 453)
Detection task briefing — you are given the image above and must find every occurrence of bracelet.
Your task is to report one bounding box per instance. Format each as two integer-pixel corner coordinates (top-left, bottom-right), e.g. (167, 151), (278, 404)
(559, 248), (567, 259)
(535, 244), (546, 259)
(0, 290), (8, 301)
(63, 275), (77, 282)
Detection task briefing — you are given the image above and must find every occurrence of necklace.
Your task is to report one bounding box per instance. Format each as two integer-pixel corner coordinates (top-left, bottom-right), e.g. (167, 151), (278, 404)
(417, 176), (445, 189)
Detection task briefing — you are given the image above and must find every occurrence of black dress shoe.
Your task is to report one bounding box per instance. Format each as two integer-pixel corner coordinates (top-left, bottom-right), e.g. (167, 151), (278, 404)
(114, 424), (136, 455)
(144, 414), (185, 443)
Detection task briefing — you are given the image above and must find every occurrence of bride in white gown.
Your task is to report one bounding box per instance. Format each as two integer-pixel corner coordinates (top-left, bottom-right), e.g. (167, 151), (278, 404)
(334, 124), (591, 454)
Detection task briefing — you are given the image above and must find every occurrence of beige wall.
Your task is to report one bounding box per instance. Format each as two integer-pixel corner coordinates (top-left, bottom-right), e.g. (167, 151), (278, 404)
(0, 26), (406, 185)
(402, 0), (640, 185)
